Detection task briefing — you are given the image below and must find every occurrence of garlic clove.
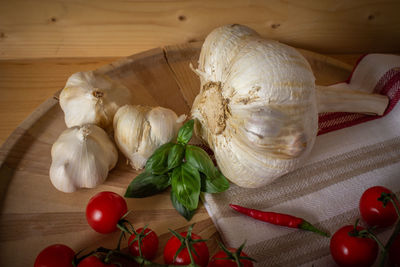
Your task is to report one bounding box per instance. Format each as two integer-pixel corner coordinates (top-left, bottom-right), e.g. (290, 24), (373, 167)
(49, 124), (118, 193)
(113, 105), (151, 169)
(59, 71), (133, 130)
(147, 106), (184, 145)
(113, 105), (186, 170)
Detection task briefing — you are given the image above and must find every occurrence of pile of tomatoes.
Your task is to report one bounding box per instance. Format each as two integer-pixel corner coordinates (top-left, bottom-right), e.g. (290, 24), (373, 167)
(330, 186), (400, 267)
(34, 191), (254, 267)
(34, 186), (400, 267)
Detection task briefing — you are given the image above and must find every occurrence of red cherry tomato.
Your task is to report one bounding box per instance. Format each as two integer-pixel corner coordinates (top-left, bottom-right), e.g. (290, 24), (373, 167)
(208, 248), (254, 267)
(330, 225), (378, 267)
(86, 191), (128, 234)
(77, 255), (117, 267)
(164, 232), (209, 267)
(128, 227), (159, 260)
(34, 244), (75, 267)
(359, 186), (399, 228)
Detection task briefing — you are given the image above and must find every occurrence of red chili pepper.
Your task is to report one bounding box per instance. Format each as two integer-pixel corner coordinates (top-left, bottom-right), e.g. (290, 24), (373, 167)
(229, 204), (329, 237)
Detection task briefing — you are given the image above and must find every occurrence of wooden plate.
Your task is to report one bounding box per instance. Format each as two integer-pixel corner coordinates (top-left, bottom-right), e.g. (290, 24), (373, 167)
(0, 42), (353, 266)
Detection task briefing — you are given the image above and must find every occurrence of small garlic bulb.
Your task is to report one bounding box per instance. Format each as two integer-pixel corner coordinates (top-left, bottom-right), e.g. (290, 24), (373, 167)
(60, 71), (133, 130)
(191, 24), (318, 188)
(113, 105), (186, 170)
(49, 124), (118, 193)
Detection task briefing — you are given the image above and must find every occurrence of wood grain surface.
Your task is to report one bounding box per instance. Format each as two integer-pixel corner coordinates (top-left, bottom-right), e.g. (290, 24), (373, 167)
(1, 0), (400, 60)
(2, 0), (398, 147)
(0, 57), (119, 146)
(0, 51), (359, 147)
(0, 42), (354, 266)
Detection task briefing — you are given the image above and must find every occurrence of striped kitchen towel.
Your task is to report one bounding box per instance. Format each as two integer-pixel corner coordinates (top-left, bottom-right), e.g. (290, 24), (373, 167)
(203, 54), (400, 267)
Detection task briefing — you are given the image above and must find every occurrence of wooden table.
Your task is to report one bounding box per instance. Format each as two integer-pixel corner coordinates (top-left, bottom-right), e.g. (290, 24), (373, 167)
(1, 1), (399, 266)
(1, 0), (400, 146)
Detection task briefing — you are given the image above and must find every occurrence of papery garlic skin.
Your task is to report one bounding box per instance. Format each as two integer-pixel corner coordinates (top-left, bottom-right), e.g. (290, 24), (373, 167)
(60, 71), (133, 130)
(191, 24), (317, 188)
(113, 105), (186, 170)
(49, 124), (118, 193)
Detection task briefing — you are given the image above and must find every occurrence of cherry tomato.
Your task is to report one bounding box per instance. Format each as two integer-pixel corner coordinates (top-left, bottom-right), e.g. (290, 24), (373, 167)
(34, 244), (75, 267)
(330, 225), (378, 267)
(77, 255), (117, 267)
(208, 248), (254, 267)
(86, 191), (128, 234)
(128, 227), (159, 260)
(164, 232), (209, 267)
(359, 186), (399, 228)
(389, 233), (400, 266)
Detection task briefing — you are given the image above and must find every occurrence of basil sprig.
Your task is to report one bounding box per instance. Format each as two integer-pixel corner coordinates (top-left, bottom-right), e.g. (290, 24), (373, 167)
(185, 145), (229, 193)
(124, 119), (229, 220)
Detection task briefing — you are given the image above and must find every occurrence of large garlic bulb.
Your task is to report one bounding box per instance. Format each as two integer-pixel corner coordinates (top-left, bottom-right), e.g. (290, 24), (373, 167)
(191, 24), (388, 188)
(50, 124), (118, 193)
(60, 71), (133, 130)
(113, 105), (186, 170)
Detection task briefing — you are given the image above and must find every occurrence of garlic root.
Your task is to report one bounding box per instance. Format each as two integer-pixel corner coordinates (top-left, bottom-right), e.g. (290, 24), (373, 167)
(316, 85), (389, 115)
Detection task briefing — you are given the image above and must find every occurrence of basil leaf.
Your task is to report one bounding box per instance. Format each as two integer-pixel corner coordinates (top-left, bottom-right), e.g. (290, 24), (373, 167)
(124, 171), (170, 198)
(168, 143), (185, 170)
(171, 162), (200, 210)
(185, 145), (215, 178)
(145, 142), (173, 174)
(171, 190), (196, 221)
(177, 119), (194, 144)
(186, 145), (229, 193)
(202, 169), (230, 193)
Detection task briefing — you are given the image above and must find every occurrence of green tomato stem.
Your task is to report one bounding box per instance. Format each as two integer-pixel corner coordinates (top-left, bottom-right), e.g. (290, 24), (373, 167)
(365, 229), (386, 251)
(185, 238), (196, 266)
(138, 234), (143, 258)
(96, 247), (172, 266)
(351, 221), (387, 266)
(116, 231), (125, 251)
(116, 221), (132, 235)
(352, 220), (386, 251)
(378, 194), (400, 267)
(73, 250), (95, 266)
(103, 250), (114, 264)
(379, 218), (400, 267)
(93, 246), (207, 267)
(232, 253), (243, 267)
(390, 194), (400, 218)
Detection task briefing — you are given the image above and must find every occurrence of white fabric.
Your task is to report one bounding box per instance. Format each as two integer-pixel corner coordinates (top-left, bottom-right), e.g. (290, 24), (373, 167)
(203, 54), (400, 266)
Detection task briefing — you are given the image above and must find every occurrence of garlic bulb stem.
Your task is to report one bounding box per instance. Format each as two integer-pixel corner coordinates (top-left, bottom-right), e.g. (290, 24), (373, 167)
(316, 85), (389, 115)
